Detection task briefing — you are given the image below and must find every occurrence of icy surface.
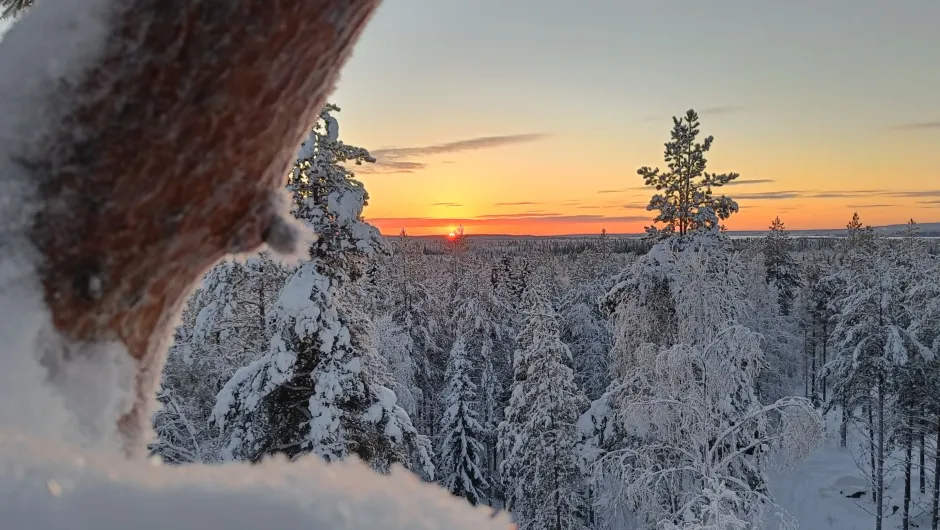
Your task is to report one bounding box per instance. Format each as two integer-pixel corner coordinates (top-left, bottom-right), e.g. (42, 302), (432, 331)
(0, 429), (510, 530)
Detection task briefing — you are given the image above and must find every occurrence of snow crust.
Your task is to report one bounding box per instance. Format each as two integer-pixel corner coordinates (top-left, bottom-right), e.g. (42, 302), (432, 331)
(0, 429), (510, 530)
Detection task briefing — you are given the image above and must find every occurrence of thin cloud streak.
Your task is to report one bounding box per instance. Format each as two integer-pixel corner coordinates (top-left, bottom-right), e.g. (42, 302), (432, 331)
(731, 188), (940, 201)
(725, 179), (776, 186)
(430, 202), (462, 207)
(364, 133), (547, 173)
(641, 105), (746, 122)
(494, 201), (542, 206)
(699, 105), (748, 116)
(735, 191), (805, 200)
(890, 120), (940, 131)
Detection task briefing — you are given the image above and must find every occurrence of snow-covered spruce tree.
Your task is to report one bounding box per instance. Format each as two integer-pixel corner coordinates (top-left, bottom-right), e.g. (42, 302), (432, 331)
(762, 216), (801, 316)
(390, 229), (445, 435)
(639, 109), (740, 240)
(210, 106), (433, 480)
(450, 254), (512, 494)
(152, 253), (290, 463)
(371, 313), (419, 419)
(438, 335), (490, 506)
(739, 249), (801, 404)
(559, 252), (614, 402)
(499, 277), (590, 530)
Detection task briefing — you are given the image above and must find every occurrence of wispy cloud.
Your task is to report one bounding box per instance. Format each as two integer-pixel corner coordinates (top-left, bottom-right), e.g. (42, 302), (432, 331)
(845, 204), (897, 208)
(642, 106), (746, 122)
(363, 133), (547, 173)
(725, 179), (776, 186)
(890, 120), (940, 131)
(809, 189), (888, 198)
(730, 188), (940, 201)
(883, 190), (940, 197)
(700, 105), (747, 116)
(735, 191), (805, 200)
(430, 202), (462, 207)
(494, 201), (542, 206)
(597, 189), (626, 194)
(474, 212), (561, 220)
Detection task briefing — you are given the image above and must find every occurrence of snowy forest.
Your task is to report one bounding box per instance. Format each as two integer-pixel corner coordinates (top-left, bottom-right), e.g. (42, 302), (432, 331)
(147, 106), (940, 530)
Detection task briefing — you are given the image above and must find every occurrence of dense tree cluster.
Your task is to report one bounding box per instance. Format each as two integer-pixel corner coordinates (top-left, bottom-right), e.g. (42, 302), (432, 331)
(152, 108), (939, 530)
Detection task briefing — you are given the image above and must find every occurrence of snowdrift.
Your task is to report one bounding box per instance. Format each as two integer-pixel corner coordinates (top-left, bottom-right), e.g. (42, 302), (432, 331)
(0, 429), (509, 530)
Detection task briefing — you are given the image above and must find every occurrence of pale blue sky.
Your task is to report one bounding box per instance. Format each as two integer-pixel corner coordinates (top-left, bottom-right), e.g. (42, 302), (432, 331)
(336, 0), (940, 141)
(331, 1), (939, 233)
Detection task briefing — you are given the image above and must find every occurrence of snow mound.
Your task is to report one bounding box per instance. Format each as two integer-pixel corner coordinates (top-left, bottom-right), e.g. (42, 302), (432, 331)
(0, 429), (510, 530)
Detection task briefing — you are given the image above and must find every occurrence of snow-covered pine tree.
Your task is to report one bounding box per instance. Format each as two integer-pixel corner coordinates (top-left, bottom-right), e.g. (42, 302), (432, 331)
(825, 219), (931, 530)
(586, 229), (823, 529)
(438, 335), (490, 506)
(499, 277), (590, 530)
(639, 109), (740, 239)
(905, 224), (940, 358)
(210, 106), (432, 480)
(762, 216), (801, 316)
(595, 326), (821, 530)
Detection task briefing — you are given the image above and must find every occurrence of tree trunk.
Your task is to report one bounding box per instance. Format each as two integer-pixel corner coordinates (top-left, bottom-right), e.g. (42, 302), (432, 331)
(904, 421), (913, 530)
(876, 378), (885, 530)
(841, 390), (848, 448)
(932, 413), (940, 530)
(3, 0), (379, 457)
(922, 414), (928, 495)
(810, 325), (817, 403)
(804, 329), (810, 399)
(821, 320), (828, 402)
(868, 403), (877, 503)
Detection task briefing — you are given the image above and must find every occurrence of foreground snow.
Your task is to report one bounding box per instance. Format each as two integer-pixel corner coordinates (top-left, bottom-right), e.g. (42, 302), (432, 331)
(0, 429), (509, 530)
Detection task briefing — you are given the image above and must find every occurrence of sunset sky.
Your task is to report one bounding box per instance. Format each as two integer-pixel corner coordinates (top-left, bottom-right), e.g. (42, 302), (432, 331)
(332, 0), (939, 236)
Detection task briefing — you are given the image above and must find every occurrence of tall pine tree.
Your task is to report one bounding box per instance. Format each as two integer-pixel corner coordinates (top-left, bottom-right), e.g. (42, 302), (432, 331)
(639, 109), (740, 239)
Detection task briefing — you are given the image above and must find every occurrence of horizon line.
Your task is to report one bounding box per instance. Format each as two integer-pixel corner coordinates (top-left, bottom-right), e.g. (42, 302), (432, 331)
(377, 220), (940, 239)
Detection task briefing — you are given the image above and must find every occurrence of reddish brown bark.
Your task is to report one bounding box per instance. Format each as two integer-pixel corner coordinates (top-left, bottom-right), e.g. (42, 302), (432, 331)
(26, 0), (379, 455)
